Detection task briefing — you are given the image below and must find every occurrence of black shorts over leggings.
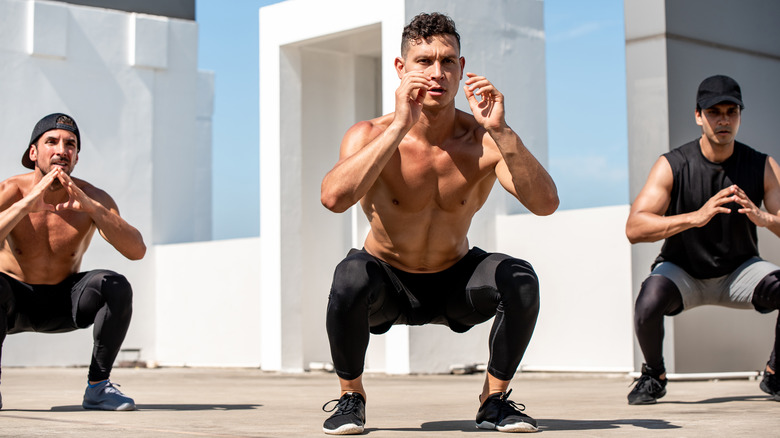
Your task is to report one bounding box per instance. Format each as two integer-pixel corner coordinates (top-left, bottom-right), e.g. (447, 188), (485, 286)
(326, 247), (540, 381)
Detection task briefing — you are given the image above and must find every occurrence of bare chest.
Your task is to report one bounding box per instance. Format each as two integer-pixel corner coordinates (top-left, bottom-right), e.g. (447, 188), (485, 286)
(8, 210), (95, 259)
(377, 144), (497, 212)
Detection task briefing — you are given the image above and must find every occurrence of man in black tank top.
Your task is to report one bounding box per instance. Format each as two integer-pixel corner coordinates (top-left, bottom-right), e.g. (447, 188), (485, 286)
(626, 75), (780, 404)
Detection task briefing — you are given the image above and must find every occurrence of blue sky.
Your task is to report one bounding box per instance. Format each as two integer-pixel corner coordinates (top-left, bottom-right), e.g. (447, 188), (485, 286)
(197, 0), (628, 240)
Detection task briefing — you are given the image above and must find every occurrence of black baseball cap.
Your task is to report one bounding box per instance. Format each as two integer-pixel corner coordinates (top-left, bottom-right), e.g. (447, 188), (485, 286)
(696, 75), (744, 110)
(23, 113), (81, 169)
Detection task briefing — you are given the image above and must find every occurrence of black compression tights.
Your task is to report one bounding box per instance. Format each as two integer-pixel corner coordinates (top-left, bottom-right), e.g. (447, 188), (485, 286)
(752, 270), (780, 371)
(78, 271), (134, 381)
(635, 271), (780, 373)
(0, 270), (133, 382)
(633, 275), (683, 372)
(326, 250), (540, 381)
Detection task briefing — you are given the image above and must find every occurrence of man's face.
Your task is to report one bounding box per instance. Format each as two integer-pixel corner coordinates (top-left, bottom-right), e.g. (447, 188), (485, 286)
(397, 34), (464, 106)
(696, 103), (741, 147)
(30, 129), (79, 176)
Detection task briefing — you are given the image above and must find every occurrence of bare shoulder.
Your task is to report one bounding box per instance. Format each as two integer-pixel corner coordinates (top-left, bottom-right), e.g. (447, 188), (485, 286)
(345, 114), (393, 140)
(454, 109), (500, 152)
(766, 155), (780, 180)
(647, 156), (673, 186)
(765, 155), (780, 193)
(630, 156), (673, 214)
(340, 113), (395, 154)
(0, 174), (30, 208)
(455, 108), (482, 134)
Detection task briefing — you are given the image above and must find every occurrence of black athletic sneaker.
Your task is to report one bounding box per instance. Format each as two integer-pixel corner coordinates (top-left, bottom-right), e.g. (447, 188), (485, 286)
(322, 392), (366, 435)
(476, 389), (538, 433)
(759, 370), (780, 401)
(628, 364), (667, 405)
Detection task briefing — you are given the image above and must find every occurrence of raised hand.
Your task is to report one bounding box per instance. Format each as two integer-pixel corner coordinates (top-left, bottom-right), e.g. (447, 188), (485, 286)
(52, 169), (96, 214)
(464, 72), (505, 131)
(692, 185), (739, 227)
(395, 71), (432, 128)
(733, 185), (773, 227)
(25, 169), (64, 213)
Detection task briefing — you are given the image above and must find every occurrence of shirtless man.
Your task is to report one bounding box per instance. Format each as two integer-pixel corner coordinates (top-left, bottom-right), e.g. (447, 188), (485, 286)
(0, 113), (146, 411)
(320, 13), (558, 434)
(626, 75), (780, 404)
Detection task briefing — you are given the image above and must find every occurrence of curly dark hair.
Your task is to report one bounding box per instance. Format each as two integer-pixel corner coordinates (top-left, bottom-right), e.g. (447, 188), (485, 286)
(401, 12), (460, 58)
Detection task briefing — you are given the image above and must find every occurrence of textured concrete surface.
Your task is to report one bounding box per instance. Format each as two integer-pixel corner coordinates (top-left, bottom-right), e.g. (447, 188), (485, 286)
(0, 367), (777, 437)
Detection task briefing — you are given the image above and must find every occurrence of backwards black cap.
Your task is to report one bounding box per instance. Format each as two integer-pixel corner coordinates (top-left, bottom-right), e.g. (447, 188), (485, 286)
(23, 113), (80, 169)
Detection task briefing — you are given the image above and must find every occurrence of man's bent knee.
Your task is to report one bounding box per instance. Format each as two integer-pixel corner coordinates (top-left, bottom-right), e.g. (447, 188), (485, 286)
(75, 271), (132, 328)
(753, 270), (780, 312)
(495, 258), (540, 316)
(329, 254), (383, 306)
(97, 271), (133, 312)
(635, 275), (683, 326)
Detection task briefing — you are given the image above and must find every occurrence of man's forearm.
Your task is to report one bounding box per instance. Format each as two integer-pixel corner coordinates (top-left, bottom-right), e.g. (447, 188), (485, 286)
(91, 204), (146, 260)
(491, 126), (558, 215)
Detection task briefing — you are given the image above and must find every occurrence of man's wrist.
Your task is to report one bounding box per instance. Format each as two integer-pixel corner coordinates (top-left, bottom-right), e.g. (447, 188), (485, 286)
(486, 123), (512, 138)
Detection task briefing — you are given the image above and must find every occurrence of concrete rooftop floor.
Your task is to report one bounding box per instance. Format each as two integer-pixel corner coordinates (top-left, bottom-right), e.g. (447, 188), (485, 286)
(0, 367), (777, 437)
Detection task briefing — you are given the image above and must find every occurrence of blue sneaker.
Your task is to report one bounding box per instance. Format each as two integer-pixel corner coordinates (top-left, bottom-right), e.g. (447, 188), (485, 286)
(82, 380), (136, 411)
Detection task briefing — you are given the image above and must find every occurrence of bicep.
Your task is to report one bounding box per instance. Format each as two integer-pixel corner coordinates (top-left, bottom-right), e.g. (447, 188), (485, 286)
(763, 156), (780, 215)
(630, 157), (674, 217)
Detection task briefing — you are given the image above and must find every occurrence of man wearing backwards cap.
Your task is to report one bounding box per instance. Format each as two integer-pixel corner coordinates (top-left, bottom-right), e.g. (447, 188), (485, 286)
(0, 113), (146, 411)
(626, 75), (780, 404)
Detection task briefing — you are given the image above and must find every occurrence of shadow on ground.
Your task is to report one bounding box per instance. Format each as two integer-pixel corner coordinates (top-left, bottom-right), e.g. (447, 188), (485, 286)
(367, 418), (680, 433)
(32, 403), (263, 412)
(662, 395), (768, 404)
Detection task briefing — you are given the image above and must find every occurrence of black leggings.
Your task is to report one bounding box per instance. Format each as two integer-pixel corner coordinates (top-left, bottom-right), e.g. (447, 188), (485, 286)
(0, 270), (133, 381)
(326, 248), (540, 381)
(634, 270), (780, 372)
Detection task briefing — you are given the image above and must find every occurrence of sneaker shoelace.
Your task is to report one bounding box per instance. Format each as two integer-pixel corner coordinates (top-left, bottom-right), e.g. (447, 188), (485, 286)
(631, 374), (663, 393)
(495, 389), (527, 416)
(322, 394), (360, 416)
(101, 381), (126, 395)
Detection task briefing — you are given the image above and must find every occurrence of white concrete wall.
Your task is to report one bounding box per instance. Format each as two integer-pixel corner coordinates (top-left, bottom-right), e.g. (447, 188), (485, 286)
(155, 238), (262, 367)
(498, 206), (635, 372)
(0, 0), (212, 368)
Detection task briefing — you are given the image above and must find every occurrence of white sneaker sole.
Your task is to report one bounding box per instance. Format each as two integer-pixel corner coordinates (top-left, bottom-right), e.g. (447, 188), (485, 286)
(82, 402), (137, 411)
(322, 423), (364, 435)
(477, 420), (538, 433)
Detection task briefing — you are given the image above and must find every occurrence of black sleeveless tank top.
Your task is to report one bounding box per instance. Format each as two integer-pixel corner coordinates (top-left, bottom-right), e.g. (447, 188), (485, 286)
(654, 140), (766, 278)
